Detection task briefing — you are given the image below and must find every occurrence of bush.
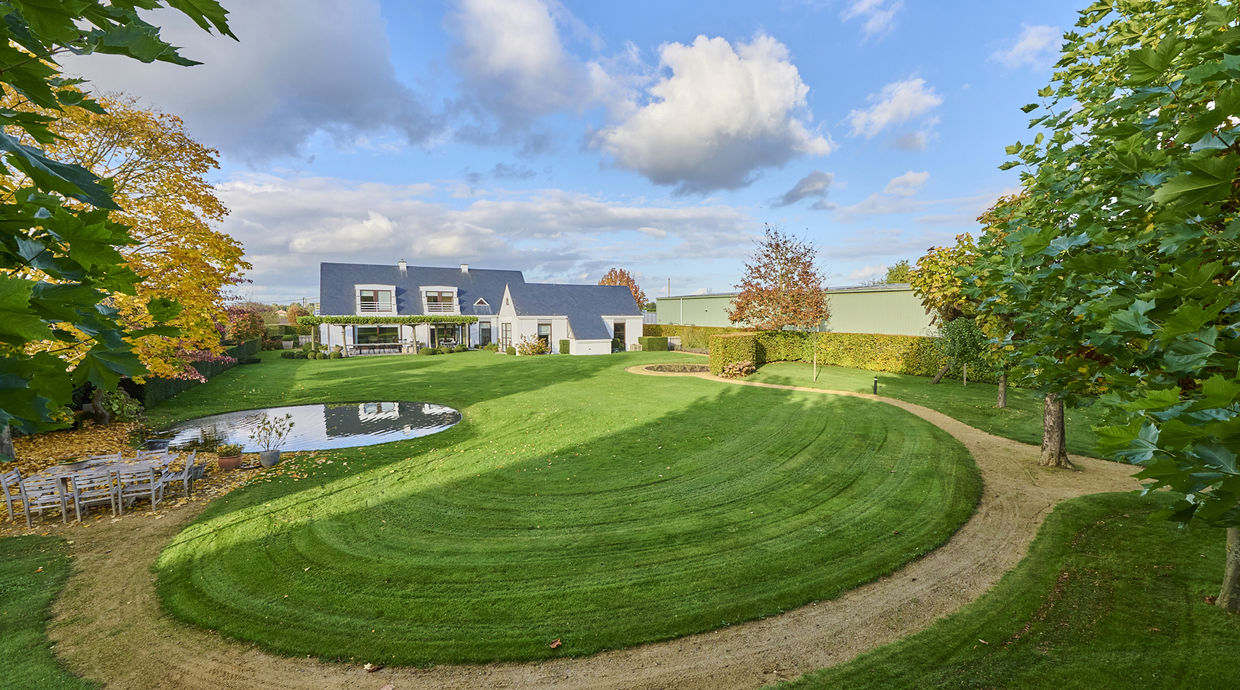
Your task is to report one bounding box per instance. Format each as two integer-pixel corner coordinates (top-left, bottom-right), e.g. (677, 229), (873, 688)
(506, 346), (517, 356)
(645, 324), (751, 352)
(559, 339), (570, 354)
(709, 333), (760, 375)
(282, 334), (296, 342)
(238, 357), (261, 364)
(482, 342), (499, 352)
(418, 347), (435, 356)
(307, 351), (320, 360)
(100, 388), (144, 422)
(707, 330), (958, 380)
(280, 351), (296, 359)
(720, 360), (756, 379)
(516, 336), (549, 356)
(294, 351), (307, 359)
(328, 351), (343, 359)
(637, 336), (668, 351)
(261, 338), (282, 350)
(611, 338), (623, 353)
(454, 344), (467, 353)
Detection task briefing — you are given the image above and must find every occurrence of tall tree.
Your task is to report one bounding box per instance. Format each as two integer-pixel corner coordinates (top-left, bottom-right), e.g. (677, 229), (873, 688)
(0, 2), (233, 458)
(7, 94), (248, 380)
(968, 0), (1240, 607)
(883, 259), (912, 284)
(598, 267), (647, 309)
(729, 224), (831, 380)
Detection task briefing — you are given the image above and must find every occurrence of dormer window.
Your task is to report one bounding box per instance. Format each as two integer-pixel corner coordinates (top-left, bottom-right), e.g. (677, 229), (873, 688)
(422, 287), (458, 314)
(474, 298), (489, 307)
(356, 285), (394, 313)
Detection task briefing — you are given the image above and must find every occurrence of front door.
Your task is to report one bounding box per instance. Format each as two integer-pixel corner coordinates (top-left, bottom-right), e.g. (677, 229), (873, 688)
(479, 322), (492, 346)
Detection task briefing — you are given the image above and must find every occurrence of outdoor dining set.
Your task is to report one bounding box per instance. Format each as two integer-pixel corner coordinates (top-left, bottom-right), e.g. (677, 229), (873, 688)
(0, 450), (201, 527)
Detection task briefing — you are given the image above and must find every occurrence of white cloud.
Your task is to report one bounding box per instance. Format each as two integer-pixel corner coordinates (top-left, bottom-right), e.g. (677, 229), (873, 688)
(883, 170), (929, 196)
(772, 170), (834, 207)
(846, 264), (887, 282)
(841, 0), (903, 38)
(63, 0), (438, 162)
(216, 173), (756, 301)
(595, 33), (832, 194)
(848, 77), (942, 139)
(990, 25), (1061, 69)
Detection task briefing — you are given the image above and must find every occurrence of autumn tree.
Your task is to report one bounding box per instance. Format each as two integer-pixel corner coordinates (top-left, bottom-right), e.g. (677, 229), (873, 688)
(598, 268), (647, 309)
(0, 2), (232, 458)
(286, 303), (309, 333)
(729, 224), (831, 380)
(7, 94), (249, 380)
(967, 1), (1240, 607)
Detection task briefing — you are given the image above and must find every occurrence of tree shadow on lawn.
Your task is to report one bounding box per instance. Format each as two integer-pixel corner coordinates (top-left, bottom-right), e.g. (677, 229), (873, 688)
(153, 380), (981, 667)
(146, 351), (674, 428)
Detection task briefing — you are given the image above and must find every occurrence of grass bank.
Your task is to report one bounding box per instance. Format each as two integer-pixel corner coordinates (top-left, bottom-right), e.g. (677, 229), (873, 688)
(0, 536), (93, 688)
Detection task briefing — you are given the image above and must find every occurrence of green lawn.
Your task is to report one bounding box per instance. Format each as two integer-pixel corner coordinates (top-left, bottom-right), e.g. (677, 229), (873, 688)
(749, 361), (1117, 457)
(152, 350), (980, 665)
(781, 492), (1240, 689)
(0, 536), (94, 689)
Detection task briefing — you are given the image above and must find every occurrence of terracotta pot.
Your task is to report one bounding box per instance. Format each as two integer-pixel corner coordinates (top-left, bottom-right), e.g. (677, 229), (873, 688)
(217, 454), (242, 470)
(259, 450), (282, 467)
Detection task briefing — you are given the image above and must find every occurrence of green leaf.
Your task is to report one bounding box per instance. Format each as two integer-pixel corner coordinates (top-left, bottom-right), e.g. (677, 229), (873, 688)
(1196, 444), (1239, 474)
(1106, 298), (1155, 335)
(0, 278), (50, 345)
(1128, 47), (1169, 85)
(0, 132), (118, 209)
(1151, 155), (1240, 206)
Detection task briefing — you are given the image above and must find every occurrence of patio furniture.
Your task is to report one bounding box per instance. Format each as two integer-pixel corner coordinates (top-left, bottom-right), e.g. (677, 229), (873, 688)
(83, 452), (123, 466)
(70, 470), (117, 521)
(1, 468), (22, 522)
(20, 476), (70, 527)
(114, 466), (165, 514)
(136, 449), (171, 462)
(162, 452), (199, 498)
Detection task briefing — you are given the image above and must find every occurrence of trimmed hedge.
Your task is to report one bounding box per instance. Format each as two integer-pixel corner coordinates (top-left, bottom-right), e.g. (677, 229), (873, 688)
(643, 324), (752, 352)
(127, 339), (261, 408)
(637, 335), (668, 351)
(559, 339), (570, 354)
(708, 331), (974, 380)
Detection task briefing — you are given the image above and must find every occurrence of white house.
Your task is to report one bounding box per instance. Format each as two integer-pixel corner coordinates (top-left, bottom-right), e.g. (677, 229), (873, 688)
(316, 261), (644, 355)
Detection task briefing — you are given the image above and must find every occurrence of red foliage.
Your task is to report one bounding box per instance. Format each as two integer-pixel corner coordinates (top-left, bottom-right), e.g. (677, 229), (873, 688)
(728, 225), (830, 330)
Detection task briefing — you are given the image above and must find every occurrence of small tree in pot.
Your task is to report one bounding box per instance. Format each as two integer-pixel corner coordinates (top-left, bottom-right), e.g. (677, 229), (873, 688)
(216, 443), (243, 470)
(249, 413), (294, 467)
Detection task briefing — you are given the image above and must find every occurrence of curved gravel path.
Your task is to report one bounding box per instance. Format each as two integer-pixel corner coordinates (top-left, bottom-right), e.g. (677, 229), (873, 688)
(46, 369), (1138, 689)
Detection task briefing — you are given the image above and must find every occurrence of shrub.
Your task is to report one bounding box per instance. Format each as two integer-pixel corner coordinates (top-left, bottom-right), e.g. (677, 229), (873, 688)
(100, 388), (144, 422)
(559, 339), (570, 354)
(238, 357), (261, 364)
(516, 335), (549, 356)
(280, 351), (296, 359)
(505, 346), (517, 356)
(611, 338), (624, 353)
(328, 351), (343, 359)
(418, 347), (435, 356)
(707, 330), (962, 380)
(308, 351), (320, 360)
(454, 344), (467, 353)
(482, 342), (499, 352)
(721, 360), (756, 379)
(332, 344), (343, 353)
(709, 333), (760, 375)
(637, 336), (668, 351)
(216, 443), (242, 456)
(282, 334), (296, 342)
(261, 338), (282, 350)
(294, 351), (307, 359)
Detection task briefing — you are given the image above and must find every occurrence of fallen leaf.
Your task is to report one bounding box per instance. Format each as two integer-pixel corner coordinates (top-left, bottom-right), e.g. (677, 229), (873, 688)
(549, 638), (562, 649)
(363, 662), (384, 673)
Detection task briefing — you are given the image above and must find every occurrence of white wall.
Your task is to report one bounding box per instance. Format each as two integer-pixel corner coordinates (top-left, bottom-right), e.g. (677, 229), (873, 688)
(571, 339), (611, 355)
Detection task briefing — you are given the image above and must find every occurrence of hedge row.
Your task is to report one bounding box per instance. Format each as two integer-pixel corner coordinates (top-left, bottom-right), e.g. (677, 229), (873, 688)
(637, 335), (668, 351)
(123, 339), (261, 408)
(642, 324), (752, 352)
(707, 330), (995, 382)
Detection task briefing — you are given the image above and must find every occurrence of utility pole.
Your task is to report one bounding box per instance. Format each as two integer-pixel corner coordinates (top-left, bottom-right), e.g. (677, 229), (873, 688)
(667, 278), (671, 297)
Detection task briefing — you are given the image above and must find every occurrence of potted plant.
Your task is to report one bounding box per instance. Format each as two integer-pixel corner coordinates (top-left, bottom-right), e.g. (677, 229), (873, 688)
(249, 413), (294, 467)
(216, 443), (243, 470)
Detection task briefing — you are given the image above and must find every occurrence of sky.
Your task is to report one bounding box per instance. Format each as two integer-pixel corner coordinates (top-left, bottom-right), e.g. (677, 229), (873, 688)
(65, 0), (1084, 303)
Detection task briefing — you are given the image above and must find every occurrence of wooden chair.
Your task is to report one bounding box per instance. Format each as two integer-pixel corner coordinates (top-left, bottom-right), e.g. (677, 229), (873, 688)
(83, 452), (122, 468)
(1, 468), (22, 522)
(20, 476), (69, 527)
(114, 466), (164, 515)
(70, 470), (117, 521)
(162, 452), (199, 498)
(135, 449), (171, 462)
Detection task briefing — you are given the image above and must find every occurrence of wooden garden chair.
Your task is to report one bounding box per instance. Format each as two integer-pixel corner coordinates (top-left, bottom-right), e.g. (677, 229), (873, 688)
(70, 470), (117, 521)
(1, 468), (22, 522)
(114, 466), (164, 514)
(20, 476), (69, 527)
(162, 452), (199, 498)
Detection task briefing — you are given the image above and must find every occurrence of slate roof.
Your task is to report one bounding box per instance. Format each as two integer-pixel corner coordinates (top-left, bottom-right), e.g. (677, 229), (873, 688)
(319, 263), (525, 316)
(319, 263), (640, 340)
(508, 283), (642, 340)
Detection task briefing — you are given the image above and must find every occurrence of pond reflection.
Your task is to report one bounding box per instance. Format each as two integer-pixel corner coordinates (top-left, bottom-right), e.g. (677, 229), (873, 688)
(158, 402), (461, 452)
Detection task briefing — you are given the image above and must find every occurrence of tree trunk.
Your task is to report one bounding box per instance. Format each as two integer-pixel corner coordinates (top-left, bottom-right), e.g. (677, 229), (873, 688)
(996, 371), (1008, 409)
(91, 387), (111, 426)
(931, 360), (952, 384)
(812, 337), (819, 382)
(1039, 393), (1073, 468)
(0, 424), (12, 462)
(1221, 527), (1240, 613)
(962, 363), (967, 386)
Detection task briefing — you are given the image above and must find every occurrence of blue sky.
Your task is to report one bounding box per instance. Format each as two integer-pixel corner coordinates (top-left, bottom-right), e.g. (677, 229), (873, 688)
(68, 0), (1083, 303)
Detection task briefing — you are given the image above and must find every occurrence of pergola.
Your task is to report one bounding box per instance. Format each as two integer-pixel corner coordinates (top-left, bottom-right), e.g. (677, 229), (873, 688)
(299, 315), (480, 353)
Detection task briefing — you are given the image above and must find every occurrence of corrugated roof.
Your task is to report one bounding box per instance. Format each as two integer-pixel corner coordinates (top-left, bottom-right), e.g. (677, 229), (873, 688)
(509, 283), (641, 340)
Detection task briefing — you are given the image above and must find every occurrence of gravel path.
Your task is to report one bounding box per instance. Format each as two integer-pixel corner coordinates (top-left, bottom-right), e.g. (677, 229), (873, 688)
(45, 371), (1138, 689)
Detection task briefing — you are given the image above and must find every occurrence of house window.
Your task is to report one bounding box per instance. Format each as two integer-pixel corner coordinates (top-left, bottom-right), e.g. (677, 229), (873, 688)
(355, 326), (399, 344)
(358, 289), (393, 313)
(425, 290), (455, 313)
(613, 321), (626, 342)
(479, 321), (492, 346)
(537, 322), (551, 347)
(474, 298), (489, 307)
(501, 322), (512, 349)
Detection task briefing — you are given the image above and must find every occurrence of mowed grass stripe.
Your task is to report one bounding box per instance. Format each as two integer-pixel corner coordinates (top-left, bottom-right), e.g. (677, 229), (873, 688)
(153, 352), (978, 664)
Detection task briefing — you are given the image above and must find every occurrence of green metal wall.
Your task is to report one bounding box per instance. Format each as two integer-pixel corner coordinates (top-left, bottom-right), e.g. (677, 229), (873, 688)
(655, 285), (935, 336)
